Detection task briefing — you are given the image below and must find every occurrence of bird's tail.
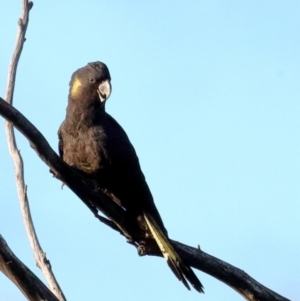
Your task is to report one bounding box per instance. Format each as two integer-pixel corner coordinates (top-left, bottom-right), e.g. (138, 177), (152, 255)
(143, 213), (204, 293)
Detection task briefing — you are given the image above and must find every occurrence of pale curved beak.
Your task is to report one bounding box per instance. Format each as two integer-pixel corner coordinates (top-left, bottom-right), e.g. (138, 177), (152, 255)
(97, 79), (112, 103)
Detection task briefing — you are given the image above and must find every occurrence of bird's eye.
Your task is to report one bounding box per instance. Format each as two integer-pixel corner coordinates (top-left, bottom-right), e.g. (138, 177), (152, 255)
(89, 77), (96, 83)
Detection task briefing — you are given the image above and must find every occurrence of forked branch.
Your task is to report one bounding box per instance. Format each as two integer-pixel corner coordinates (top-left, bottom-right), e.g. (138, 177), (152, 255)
(0, 2), (291, 300)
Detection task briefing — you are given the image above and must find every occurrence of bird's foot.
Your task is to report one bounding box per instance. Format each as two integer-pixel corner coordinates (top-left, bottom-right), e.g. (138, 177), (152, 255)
(137, 244), (147, 256)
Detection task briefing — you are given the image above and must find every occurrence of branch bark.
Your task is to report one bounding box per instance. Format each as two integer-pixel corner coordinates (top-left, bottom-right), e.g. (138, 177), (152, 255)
(0, 234), (60, 301)
(0, 97), (290, 301)
(173, 241), (288, 301)
(3, 1), (66, 300)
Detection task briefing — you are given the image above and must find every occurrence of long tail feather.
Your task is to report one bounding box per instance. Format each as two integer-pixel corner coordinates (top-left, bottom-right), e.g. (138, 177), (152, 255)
(144, 213), (204, 293)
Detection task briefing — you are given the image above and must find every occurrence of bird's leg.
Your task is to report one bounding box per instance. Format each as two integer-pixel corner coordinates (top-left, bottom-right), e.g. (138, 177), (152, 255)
(135, 238), (161, 257)
(137, 244), (146, 256)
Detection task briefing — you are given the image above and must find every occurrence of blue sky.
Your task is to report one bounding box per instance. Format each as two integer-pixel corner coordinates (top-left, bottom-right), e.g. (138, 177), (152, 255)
(0, 1), (299, 300)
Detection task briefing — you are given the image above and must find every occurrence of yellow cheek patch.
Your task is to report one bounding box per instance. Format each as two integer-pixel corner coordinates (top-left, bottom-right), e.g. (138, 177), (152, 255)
(70, 77), (82, 97)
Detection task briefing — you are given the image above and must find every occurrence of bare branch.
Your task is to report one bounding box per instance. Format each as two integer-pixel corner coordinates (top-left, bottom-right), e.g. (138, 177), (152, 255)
(0, 98), (290, 301)
(173, 241), (289, 301)
(4, 0), (33, 104)
(0, 234), (60, 301)
(3, 1), (66, 300)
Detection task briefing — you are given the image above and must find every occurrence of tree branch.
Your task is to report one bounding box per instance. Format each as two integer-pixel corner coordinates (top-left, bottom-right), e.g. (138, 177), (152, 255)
(173, 241), (288, 301)
(0, 234), (60, 301)
(0, 98), (290, 301)
(3, 1), (66, 300)
(4, 0), (32, 104)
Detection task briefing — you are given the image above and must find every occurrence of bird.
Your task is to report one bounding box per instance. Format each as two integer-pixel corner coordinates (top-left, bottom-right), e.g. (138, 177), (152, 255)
(58, 61), (204, 293)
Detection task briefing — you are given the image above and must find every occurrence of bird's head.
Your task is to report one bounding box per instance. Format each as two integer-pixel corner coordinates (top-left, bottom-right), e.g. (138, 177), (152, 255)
(69, 61), (112, 106)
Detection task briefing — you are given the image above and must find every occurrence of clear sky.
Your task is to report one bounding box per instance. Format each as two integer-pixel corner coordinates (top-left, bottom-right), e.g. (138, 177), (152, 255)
(0, 1), (299, 300)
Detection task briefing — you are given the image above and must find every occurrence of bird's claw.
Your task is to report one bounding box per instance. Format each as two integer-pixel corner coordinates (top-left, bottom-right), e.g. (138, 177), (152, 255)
(137, 245), (146, 256)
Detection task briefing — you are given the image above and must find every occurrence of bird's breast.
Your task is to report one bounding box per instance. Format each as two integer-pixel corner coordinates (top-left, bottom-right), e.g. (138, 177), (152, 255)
(62, 124), (109, 174)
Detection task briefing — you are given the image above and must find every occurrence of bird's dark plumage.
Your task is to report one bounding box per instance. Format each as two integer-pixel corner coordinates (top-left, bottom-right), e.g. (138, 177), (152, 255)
(58, 61), (204, 293)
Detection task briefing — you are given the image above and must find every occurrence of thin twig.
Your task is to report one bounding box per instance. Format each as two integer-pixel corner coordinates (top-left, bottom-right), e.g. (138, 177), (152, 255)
(0, 98), (291, 301)
(0, 234), (60, 301)
(3, 1), (66, 300)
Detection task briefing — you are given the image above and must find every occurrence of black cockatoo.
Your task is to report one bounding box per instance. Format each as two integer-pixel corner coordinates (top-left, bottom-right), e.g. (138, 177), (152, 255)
(58, 61), (203, 293)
